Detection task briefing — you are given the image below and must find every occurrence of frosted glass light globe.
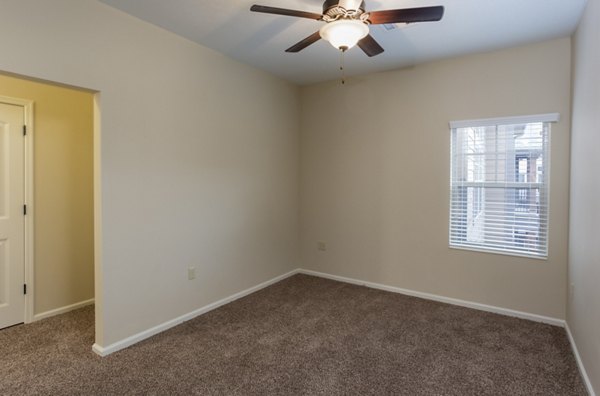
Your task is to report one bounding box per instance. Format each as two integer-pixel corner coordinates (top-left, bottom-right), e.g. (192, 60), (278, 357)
(319, 19), (369, 51)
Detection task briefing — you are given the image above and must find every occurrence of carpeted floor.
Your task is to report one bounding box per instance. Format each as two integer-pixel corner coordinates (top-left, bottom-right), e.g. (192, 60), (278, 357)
(0, 274), (587, 395)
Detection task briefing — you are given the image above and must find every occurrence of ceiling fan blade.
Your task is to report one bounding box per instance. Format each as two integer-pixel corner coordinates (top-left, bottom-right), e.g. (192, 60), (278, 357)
(358, 34), (384, 57)
(368, 6), (444, 25)
(250, 5), (322, 20)
(286, 31), (322, 53)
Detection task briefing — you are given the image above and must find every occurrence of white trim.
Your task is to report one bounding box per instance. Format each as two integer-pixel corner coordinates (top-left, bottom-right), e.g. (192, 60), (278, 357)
(298, 269), (565, 327)
(0, 96), (35, 325)
(24, 101), (34, 324)
(565, 323), (597, 396)
(449, 113), (560, 129)
(92, 269), (301, 357)
(92, 94), (104, 348)
(33, 298), (95, 322)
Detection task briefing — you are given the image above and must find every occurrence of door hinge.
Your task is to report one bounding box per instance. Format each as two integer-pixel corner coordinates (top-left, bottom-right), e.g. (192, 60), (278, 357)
(23, 204), (27, 215)
(23, 125), (27, 136)
(23, 284), (27, 295)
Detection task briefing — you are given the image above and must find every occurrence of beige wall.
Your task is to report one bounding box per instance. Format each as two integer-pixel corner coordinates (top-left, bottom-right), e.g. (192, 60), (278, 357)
(300, 38), (572, 319)
(569, 0), (600, 392)
(0, 0), (583, 360)
(0, 74), (94, 315)
(0, 0), (300, 347)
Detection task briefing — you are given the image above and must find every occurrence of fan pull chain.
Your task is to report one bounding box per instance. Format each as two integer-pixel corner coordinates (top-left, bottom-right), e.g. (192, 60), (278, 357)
(339, 48), (346, 85)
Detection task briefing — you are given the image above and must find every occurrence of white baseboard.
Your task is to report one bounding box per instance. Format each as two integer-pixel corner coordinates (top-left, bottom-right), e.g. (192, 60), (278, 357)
(92, 269), (300, 357)
(91, 267), (594, 393)
(91, 269), (596, 396)
(33, 298), (95, 322)
(92, 267), (568, 358)
(298, 269), (565, 327)
(565, 323), (597, 396)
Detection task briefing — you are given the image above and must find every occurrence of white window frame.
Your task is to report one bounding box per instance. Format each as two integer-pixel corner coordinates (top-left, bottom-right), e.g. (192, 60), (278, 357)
(448, 113), (559, 259)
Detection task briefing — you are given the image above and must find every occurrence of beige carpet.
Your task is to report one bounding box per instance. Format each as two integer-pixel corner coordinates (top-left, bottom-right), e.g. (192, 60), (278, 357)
(0, 274), (587, 395)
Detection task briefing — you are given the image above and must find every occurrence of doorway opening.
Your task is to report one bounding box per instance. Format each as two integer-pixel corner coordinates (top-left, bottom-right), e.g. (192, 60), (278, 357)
(0, 72), (97, 332)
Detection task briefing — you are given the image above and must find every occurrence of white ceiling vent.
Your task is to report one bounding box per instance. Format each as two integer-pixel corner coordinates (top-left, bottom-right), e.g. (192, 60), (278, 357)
(380, 23), (409, 32)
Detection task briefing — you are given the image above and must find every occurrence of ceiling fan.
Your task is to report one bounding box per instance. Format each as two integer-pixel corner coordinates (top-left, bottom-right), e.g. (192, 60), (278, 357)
(250, 0), (444, 57)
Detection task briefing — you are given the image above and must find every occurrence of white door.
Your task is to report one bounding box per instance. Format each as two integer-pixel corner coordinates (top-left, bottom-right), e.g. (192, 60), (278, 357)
(0, 101), (25, 329)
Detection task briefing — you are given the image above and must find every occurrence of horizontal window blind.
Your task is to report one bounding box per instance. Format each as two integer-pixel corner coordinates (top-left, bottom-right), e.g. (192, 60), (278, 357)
(449, 119), (551, 258)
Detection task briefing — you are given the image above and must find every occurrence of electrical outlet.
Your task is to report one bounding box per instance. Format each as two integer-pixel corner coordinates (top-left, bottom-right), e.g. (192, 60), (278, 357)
(317, 242), (327, 251)
(188, 266), (196, 280)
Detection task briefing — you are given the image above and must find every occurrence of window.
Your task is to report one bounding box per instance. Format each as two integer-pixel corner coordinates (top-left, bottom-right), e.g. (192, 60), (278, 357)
(449, 114), (558, 258)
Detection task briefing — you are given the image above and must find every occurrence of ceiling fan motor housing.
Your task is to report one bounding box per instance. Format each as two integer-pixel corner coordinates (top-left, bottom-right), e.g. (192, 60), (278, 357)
(322, 0), (366, 20)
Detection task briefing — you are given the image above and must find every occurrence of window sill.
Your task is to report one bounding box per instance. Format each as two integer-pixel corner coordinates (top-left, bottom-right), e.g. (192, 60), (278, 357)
(449, 245), (548, 260)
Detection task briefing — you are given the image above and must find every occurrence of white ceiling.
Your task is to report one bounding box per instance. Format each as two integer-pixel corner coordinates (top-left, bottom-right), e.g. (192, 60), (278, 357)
(97, 0), (587, 85)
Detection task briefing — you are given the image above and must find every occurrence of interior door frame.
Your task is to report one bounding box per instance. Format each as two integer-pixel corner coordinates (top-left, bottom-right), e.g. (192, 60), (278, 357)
(0, 95), (34, 324)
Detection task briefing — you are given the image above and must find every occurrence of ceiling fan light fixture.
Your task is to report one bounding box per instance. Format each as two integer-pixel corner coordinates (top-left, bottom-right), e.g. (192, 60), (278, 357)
(319, 19), (369, 51)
